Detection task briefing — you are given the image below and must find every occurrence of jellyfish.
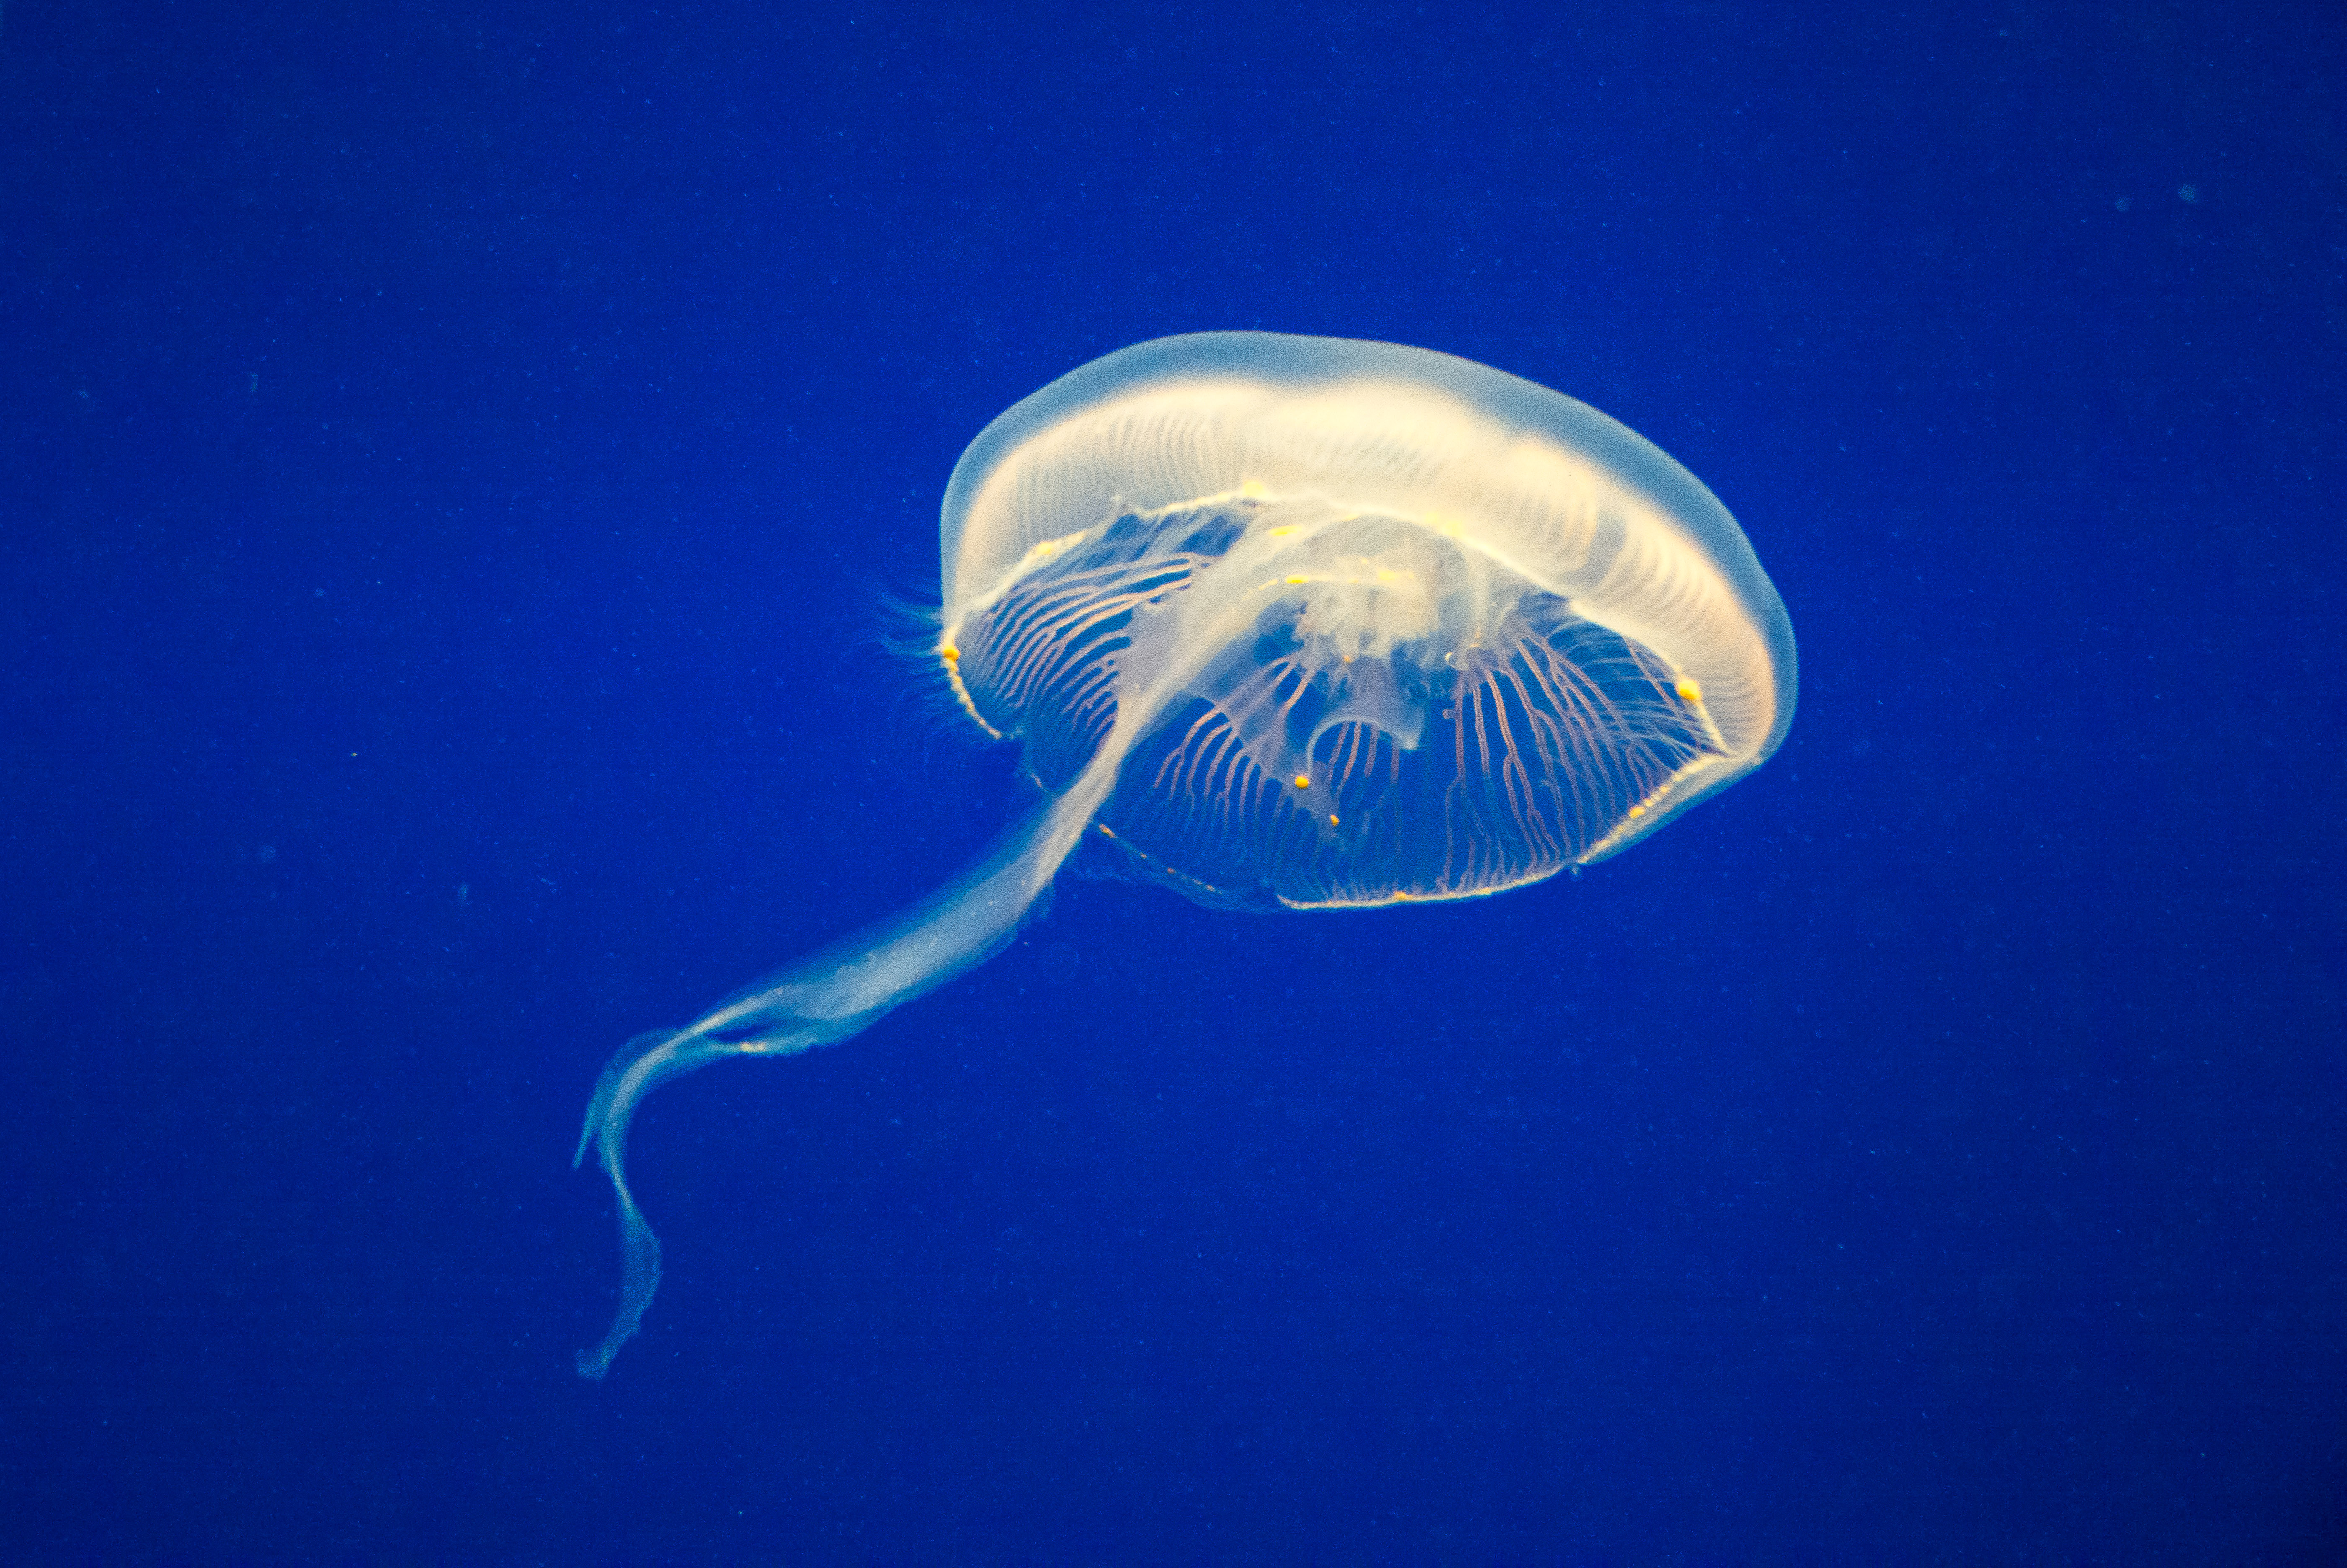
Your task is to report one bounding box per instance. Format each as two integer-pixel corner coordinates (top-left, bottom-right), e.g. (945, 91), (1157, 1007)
(573, 331), (1797, 1377)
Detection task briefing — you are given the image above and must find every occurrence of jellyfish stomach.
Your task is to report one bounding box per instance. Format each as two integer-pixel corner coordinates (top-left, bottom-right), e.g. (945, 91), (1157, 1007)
(1136, 499), (1539, 794)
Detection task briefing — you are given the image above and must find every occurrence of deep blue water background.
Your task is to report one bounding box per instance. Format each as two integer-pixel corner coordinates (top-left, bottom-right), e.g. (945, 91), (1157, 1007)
(6, 1), (2343, 1562)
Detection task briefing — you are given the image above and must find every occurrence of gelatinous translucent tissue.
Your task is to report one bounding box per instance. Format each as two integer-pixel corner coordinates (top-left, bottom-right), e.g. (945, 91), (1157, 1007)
(573, 332), (1797, 1377)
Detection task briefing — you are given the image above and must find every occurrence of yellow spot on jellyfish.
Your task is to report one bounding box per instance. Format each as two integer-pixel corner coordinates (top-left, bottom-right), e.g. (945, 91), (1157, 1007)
(573, 330), (1798, 1378)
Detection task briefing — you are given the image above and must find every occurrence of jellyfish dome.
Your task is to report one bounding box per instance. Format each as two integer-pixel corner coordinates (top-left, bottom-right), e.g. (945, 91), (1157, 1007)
(572, 332), (1795, 1377)
(935, 331), (1796, 908)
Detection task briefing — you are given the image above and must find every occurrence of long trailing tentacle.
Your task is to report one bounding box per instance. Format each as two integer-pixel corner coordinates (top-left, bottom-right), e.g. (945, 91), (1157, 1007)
(572, 761), (1120, 1379)
(572, 1025), (772, 1379)
(570, 523), (1265, 1377)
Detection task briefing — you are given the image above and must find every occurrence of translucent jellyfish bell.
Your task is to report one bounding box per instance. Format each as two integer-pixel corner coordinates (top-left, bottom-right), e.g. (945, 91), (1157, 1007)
(573, 331), (1797, 1377)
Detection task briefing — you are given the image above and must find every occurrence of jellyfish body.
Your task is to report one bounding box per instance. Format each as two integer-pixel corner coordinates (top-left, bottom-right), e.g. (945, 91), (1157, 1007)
(574, 332), (1797, 1377)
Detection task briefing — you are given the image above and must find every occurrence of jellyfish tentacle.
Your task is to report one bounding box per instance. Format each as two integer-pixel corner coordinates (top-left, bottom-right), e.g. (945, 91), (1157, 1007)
(575, 750), (1126, 1378)
(572, 1024), (754, 1379)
